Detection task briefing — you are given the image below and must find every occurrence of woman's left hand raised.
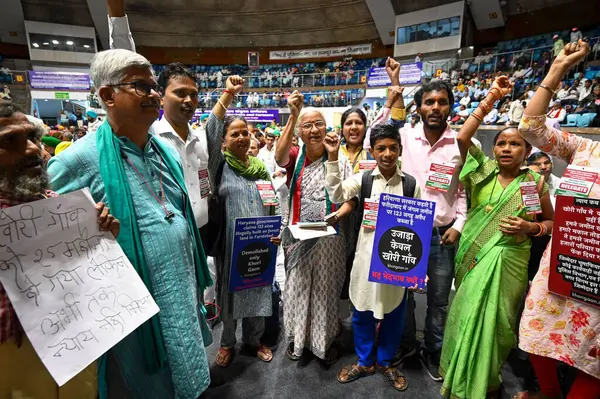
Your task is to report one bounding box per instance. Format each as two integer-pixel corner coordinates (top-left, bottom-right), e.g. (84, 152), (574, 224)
(499, 216), (534, 236)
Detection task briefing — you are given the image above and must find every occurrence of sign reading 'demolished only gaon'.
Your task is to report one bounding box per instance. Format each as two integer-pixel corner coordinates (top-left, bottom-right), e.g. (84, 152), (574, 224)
(28, 71), (91, 91)
(369, 193), (436, 289)
(229, 216), (282, 292)
(367, 63), (423, 87)
(0, 189), (159, 386)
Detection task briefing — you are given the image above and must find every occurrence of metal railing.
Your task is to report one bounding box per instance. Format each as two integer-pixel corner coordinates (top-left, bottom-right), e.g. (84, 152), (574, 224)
(197, 70), (372, 90)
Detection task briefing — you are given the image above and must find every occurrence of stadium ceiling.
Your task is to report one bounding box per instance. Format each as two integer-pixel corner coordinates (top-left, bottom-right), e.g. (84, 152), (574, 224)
(15, 0), (381, 49)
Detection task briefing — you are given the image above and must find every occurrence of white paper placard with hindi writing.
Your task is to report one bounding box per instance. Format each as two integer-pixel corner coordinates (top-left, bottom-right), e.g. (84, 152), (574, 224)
(0, 188), (159, 386)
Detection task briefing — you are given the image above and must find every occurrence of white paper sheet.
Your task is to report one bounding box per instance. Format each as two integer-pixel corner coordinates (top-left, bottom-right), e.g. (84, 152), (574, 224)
(0, 188), (159, 386)
(288, 224), (336, 241)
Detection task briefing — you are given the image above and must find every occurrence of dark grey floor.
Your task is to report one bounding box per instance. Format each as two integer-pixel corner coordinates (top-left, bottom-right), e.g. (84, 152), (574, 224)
(202, 317), (525, 399)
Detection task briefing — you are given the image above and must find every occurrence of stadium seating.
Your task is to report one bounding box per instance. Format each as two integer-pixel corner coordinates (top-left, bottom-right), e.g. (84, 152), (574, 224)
(564, 114), (578, 127)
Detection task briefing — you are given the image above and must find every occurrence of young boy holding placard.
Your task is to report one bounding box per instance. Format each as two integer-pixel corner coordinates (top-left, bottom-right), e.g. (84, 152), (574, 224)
(323, 123), (420, 392)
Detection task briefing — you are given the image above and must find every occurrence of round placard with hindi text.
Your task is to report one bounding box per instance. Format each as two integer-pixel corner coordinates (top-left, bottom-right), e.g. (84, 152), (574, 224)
(236, 242), (271, 278)
(378, 226), (423, 273)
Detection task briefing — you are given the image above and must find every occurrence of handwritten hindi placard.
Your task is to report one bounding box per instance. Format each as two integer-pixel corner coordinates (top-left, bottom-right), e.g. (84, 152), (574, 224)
(369, 193), (435, 288)
(549, 196), (600, 308)
(230, 216), (281, 292)
(0, 188), (159, 386)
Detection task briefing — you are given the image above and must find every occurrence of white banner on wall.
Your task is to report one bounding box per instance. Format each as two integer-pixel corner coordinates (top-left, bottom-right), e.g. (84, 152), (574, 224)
(270, 44), (372, 60)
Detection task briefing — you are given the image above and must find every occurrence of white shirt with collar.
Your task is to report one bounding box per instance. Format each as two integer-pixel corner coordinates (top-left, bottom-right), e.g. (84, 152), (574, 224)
(257, 145), (277, 174)
(150, 117), (209, 228)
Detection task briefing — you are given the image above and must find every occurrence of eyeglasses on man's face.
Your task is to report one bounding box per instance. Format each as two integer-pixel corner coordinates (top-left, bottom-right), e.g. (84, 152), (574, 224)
(110, 81), (158, 96)
(300, 120), (326, 131)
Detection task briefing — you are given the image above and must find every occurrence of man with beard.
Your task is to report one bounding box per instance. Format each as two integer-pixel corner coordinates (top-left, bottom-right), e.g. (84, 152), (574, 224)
(367, 73), (468, 381)
(47, 49), (213, 399)
(107, 0), (211, 236)
(0, 100), (119, 398)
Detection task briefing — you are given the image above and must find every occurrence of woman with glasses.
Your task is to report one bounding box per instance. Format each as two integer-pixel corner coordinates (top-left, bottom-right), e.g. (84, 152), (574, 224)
(205, 76), (279, 368)
(276, 91), (355, 364)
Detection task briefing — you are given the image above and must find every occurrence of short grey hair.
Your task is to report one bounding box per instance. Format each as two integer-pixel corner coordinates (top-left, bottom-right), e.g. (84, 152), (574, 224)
(90, 49), (153, 109)
(296, 107), (326, 129)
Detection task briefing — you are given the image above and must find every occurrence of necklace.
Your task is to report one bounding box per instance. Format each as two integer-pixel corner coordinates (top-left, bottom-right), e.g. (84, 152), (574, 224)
(120, 146), (175, 220)
(485, 176), (508, 213)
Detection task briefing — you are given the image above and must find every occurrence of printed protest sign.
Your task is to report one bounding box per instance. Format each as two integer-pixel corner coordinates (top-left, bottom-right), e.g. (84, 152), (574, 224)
(230, 216), (282, 291)
(0, 189), (158, 386)
(368, 193), (435, 288)
(549, 195), (600, 308)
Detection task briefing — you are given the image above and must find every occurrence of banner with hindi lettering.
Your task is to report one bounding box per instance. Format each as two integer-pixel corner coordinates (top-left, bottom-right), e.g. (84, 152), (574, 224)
(368, 193), (435, 288)
(194, 108), (279, 123)
(549, 195), (600, 308)
(28, 71), (91, 91)
(0, 188), (159, 386)
(229, 216), (281, 292)
(269, 44), (372, 60)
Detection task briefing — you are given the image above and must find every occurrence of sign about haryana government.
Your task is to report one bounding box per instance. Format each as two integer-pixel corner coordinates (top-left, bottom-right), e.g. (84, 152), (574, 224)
(369, 193), (435, 289)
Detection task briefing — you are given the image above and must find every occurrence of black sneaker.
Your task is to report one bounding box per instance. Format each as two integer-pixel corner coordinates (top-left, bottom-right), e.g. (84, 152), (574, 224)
(421, 352), (443, 382)
(390, 346), (418, 367)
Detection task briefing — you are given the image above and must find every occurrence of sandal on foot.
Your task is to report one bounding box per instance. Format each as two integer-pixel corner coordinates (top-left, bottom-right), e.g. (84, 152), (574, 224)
(337, 362), (375, 383)
(216, 346), (234, 367)
(376, 365), (408, 392)
(256, 345), (273, 362)
(286, 342), (301, 361)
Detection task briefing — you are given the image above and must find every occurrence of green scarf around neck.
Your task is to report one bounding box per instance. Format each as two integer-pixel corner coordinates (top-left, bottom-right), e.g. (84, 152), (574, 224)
(95, 121), (213, 387)
(224, 150), (270, 180)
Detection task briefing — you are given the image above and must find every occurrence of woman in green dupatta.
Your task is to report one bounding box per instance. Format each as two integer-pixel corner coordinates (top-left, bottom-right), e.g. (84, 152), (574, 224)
(440, 76), (554, 399)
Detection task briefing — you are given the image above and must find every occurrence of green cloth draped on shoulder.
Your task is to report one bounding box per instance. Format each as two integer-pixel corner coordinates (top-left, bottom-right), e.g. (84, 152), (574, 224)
(96, 121), (213, 373)
(440, 146), (548, 399)
(224, 150), (270, 180)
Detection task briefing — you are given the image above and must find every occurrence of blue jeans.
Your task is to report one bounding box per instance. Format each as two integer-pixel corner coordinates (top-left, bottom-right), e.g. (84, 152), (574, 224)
(401, 226), (456, 361)
(353, 292), (407, 367)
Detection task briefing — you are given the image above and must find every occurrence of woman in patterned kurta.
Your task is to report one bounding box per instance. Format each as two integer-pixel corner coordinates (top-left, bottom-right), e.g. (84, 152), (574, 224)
(276, 92), (355, 364)
(517, 40), (600, 399)
(206, 76), (277, 367)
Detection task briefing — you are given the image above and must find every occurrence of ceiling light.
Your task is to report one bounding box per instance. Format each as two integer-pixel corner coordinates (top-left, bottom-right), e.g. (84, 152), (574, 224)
(66, 41), (74, 45)
(84, 44), (90, 48)
(52, 40), (59, 44)
(43, 42), (49, 45)
(32, 43), (39, 48)
(44, 99), (48, 101)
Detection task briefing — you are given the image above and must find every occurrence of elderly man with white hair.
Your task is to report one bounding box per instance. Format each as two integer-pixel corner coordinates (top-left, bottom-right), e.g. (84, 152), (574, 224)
(47, 49), (213, 399)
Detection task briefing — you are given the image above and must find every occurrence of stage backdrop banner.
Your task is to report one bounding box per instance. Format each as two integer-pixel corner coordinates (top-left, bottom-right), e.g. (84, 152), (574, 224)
(270, 44), (372, 60)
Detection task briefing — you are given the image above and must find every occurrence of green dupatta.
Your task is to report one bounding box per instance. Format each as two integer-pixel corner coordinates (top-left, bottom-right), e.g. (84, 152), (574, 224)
(95, 121), (213, 379)
(440, 146), (546, 399)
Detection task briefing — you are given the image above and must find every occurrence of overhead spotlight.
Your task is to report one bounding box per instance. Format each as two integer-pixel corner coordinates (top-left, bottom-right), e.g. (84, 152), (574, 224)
(43, 42), (49, 45)
(84, 44), (90, 48)
(32, 43), (39, 48)
(66, 41), (74, 45)
(52, 40), (59, 44)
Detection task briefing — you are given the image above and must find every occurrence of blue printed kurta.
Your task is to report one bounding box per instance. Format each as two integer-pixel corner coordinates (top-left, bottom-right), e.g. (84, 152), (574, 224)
(47, 132), (211, 399)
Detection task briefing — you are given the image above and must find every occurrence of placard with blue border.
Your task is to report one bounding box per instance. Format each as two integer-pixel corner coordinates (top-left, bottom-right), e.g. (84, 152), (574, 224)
(369, 193), (435, 288)
(229, 216), (282, 292)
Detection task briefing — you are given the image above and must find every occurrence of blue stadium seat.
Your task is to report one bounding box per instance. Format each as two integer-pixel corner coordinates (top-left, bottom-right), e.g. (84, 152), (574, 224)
(564, 114), (578, 127)
(471, 101), (480, 108)
(579, 113), (597, 127)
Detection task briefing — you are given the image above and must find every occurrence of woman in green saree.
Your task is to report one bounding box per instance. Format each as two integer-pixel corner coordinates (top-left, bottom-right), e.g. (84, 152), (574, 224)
(440, 76), (554, 399)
